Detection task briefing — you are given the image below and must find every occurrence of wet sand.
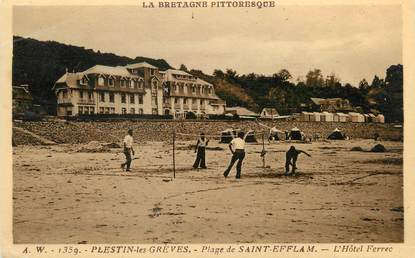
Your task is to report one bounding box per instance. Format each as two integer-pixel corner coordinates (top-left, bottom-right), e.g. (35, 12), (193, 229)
(13, 139), (403, 243)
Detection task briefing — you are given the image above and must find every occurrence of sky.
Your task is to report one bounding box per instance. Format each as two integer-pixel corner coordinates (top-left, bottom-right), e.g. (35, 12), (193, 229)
(13, 5), (402, 85)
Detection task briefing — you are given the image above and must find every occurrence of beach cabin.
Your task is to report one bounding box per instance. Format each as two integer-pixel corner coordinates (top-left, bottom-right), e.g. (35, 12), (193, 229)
(321, 112), (334, 122)
(312, 112), (322, 122)
(349, 112), (365, 123)
(336, 112), (349, 122)
(300, 111), (312, 122)
(376, 114), (385, 123)
(368, 113), (376, 123)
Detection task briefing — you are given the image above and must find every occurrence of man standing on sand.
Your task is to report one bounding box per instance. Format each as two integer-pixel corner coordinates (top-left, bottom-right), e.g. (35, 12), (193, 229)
(223, 130), (253, 179)
(193, 133), (209, 169)
(121, 129), (135, 172)
(285, 145), (311, 175)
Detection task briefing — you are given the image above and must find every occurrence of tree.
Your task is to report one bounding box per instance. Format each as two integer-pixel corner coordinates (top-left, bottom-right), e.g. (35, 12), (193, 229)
(385, 64), (403, 91)
(305, 69), (324, 87)
(371, 75), (384, 88)
(358, 78), (369, 91)
(213, 69), (225, 79)
(384, 64), (403, 122)
(276, 69), (292, 81)
(179, 64), (188, 71)
(325, 73), (341, 88)
(225, 69), (237, 80)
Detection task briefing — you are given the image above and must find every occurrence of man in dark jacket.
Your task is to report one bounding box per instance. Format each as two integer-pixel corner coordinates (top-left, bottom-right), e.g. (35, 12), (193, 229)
(285, 145), (311, 175)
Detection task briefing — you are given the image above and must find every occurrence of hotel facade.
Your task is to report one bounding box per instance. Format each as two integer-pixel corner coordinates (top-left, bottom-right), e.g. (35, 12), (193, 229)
(53, 62), (226, 118)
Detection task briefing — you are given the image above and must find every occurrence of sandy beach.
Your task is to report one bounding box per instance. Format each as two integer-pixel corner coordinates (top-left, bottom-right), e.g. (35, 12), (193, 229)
(12, 138), (403, 244)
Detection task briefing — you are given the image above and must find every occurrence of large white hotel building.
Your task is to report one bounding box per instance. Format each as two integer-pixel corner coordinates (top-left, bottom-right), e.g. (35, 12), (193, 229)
(53, 62), (226, 118)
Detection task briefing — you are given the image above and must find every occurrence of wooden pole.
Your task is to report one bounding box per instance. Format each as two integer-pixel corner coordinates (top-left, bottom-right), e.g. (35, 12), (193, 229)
(262, 132), (265, 168)
(172, 129), (176, 179)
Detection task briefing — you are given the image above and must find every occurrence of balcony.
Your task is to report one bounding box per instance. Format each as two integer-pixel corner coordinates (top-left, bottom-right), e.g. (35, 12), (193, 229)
(77, 99), (95, 105)
(174, 104), (181, 109)
(191, 104), (198, 110)
(200, 105), (206, 110)
(57, 98), (72, 105)
(164, 102), (171, 108)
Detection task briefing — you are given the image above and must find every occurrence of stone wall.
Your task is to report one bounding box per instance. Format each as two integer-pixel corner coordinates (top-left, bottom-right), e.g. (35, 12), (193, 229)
(13, 120), (403, 145)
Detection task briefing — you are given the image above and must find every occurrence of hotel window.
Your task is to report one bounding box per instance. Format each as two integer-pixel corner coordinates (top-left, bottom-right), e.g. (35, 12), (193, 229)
(192, 86), (196, 93)
(121, 80), (126, 87)
(90, 107), (95, 114)
(88, 91), (93, 100)
(62, 90), (68, 99)
(110, 107), (115, 114)
(100, 92), (105, 102)
(138, 81), (143, 89)
(130, 108), (135, 114)
(78, 106), (83, 115)
(98, 77), (105, 86)
(122, 108), (127, 114)
(99, 107), (104, 114)
(105, 107), (110, 114)
(121, 93), (126, 103)
(173, 85), (177, 92)
(200, 99), (203, 105)
(138, 95), (143, 104)
(150, 69), (155, 76)
(108, 78), (114, 87)
(208, 87), (212, 94)
(183, 98), (187, 104)
(152, 81), (158, 93)
(130, 80), (134, 88)
(130, 94), (135, 104)
(152, 108), (158, 115)
(151, 96), (157, 104)
(174, 98), (178, 104)
(79, 90), (84, 99)
(109, 93), (115, 103)
(139, 108), (144, 115)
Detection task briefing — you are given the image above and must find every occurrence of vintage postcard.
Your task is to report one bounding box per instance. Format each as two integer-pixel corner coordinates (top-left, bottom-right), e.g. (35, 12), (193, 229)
(1, 0), (414, 257)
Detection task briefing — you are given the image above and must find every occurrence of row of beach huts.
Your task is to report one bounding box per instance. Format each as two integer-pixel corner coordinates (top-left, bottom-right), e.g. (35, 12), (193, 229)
(295, 111), (385, 123)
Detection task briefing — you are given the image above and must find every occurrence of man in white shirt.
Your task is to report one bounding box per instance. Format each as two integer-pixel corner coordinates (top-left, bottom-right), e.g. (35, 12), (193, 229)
(223, 129), (253, 179)
(121, 129), (135, 172)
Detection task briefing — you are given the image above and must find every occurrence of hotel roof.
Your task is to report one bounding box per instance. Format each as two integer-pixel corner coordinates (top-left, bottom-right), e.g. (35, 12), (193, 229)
(83, 65), (136, 77)
(124, 62), (158, 69)
(163, 69), (212, 85)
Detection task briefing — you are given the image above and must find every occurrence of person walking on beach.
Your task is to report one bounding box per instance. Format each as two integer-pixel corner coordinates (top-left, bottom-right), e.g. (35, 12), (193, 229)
(193, 133), (209, 169)
(121, 129), (135, 172)
(223, 130), (253, 179)
(285, 145), (311, 175)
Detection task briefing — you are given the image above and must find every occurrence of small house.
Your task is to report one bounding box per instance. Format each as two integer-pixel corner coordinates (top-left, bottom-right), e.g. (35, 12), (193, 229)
(260, 107), (280, 119)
